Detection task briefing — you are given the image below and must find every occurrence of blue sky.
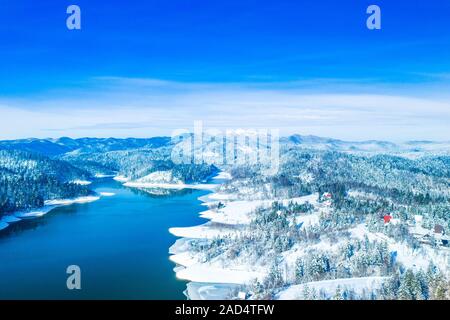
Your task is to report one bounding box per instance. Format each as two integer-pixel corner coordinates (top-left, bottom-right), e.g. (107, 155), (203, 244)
(0, 0), (449, 140)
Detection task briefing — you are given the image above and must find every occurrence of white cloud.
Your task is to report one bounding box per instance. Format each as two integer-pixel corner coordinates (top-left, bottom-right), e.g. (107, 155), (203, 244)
(0, 78), (449, 141)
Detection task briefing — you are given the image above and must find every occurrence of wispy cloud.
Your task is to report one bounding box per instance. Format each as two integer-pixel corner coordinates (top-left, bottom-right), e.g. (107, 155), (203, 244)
(1, 77), (449, 141)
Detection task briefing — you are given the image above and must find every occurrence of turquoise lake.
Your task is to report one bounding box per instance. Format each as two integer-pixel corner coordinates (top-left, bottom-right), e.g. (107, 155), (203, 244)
(0, 178), (208, 299)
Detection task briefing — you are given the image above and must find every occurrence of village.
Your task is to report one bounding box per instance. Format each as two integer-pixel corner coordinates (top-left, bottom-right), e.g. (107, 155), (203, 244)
(320, 191), (449, 249)
(383, 212), (449, 247)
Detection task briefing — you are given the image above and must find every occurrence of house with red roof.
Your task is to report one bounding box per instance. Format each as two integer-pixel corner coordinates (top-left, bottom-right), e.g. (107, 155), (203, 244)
(383, 214), (392, 224)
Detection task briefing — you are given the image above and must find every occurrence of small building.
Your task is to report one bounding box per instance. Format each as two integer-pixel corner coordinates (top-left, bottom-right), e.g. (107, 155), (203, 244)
(434, 224), (444, 235)
(383, 214), (392, 224)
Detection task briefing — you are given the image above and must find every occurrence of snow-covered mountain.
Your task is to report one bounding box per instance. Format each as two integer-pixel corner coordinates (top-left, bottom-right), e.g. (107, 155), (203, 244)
(0, 137), (172, 157)
(282, 134), (450, 155)
(0, 149), (92, 213)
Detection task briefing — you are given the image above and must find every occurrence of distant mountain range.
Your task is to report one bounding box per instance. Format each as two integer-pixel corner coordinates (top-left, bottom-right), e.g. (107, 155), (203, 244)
(282, 134), (450, 154)
(0, 137), (172, 157)
(0, 135), (449, 158)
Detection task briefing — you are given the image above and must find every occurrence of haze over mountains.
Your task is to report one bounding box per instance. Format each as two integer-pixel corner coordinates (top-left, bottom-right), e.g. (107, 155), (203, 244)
(1, 135), (449, 158)
(0, 137), (172, 157)
(282, 135), (450, 155)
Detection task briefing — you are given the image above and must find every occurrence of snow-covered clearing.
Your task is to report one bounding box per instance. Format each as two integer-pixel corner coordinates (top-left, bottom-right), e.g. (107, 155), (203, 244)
(282, 240), (343, 267)
(213, 171), (232, 180)
(199, 194), (319, 225)
(276, 276), (388, 300)
(350, 224), (450, 275)
(294, 213), (320, 228)
(70, 179), (92, 185)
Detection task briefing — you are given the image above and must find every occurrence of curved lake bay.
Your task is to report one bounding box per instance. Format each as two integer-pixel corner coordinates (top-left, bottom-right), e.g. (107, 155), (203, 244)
(0, 178), (208, 299)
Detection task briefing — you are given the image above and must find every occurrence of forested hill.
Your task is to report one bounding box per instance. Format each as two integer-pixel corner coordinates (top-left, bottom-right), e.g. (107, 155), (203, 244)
(1, 135), (448, 160)
(0, 137), (171, 157)
(0, 150), (91, 214)
(1, 134), (448, 218)
(0, 136), (215, 216)
(227, 148), (450, 230)
(60, 146), (218, 182)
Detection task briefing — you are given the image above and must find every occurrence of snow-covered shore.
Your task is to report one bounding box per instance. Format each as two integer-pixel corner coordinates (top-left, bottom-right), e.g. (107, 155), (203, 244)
(44, 196), (100, 206)
(70, 179), (92, 186)
(167, 171), (263, 299)
(113, 175), (129, 182)
(198, 194), (318, 226)
(0, 195), (101, 232)
(115, 171), (220, 191)
(94, 173), (116, 178)
(185, 282), (241, 300)
(167, 171), (321, 300)
(169, 176), (410, 300)
(99, 192), (115, 197)
(123, 181), (218, 191)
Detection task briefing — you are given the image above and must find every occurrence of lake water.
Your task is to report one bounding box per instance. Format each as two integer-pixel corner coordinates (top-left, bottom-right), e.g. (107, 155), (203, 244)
(0, 178), (208, 299)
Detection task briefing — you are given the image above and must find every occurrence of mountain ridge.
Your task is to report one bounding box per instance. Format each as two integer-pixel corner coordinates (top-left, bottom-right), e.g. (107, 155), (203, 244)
(1, 134), (449, 158)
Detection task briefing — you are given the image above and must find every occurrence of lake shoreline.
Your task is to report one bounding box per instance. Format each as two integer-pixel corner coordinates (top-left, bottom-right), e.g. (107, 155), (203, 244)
(0, 178), (204, 299)
(167, 171), (261, 300)
(0, 195), (101, 232)
(167, 174), (324, 300)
